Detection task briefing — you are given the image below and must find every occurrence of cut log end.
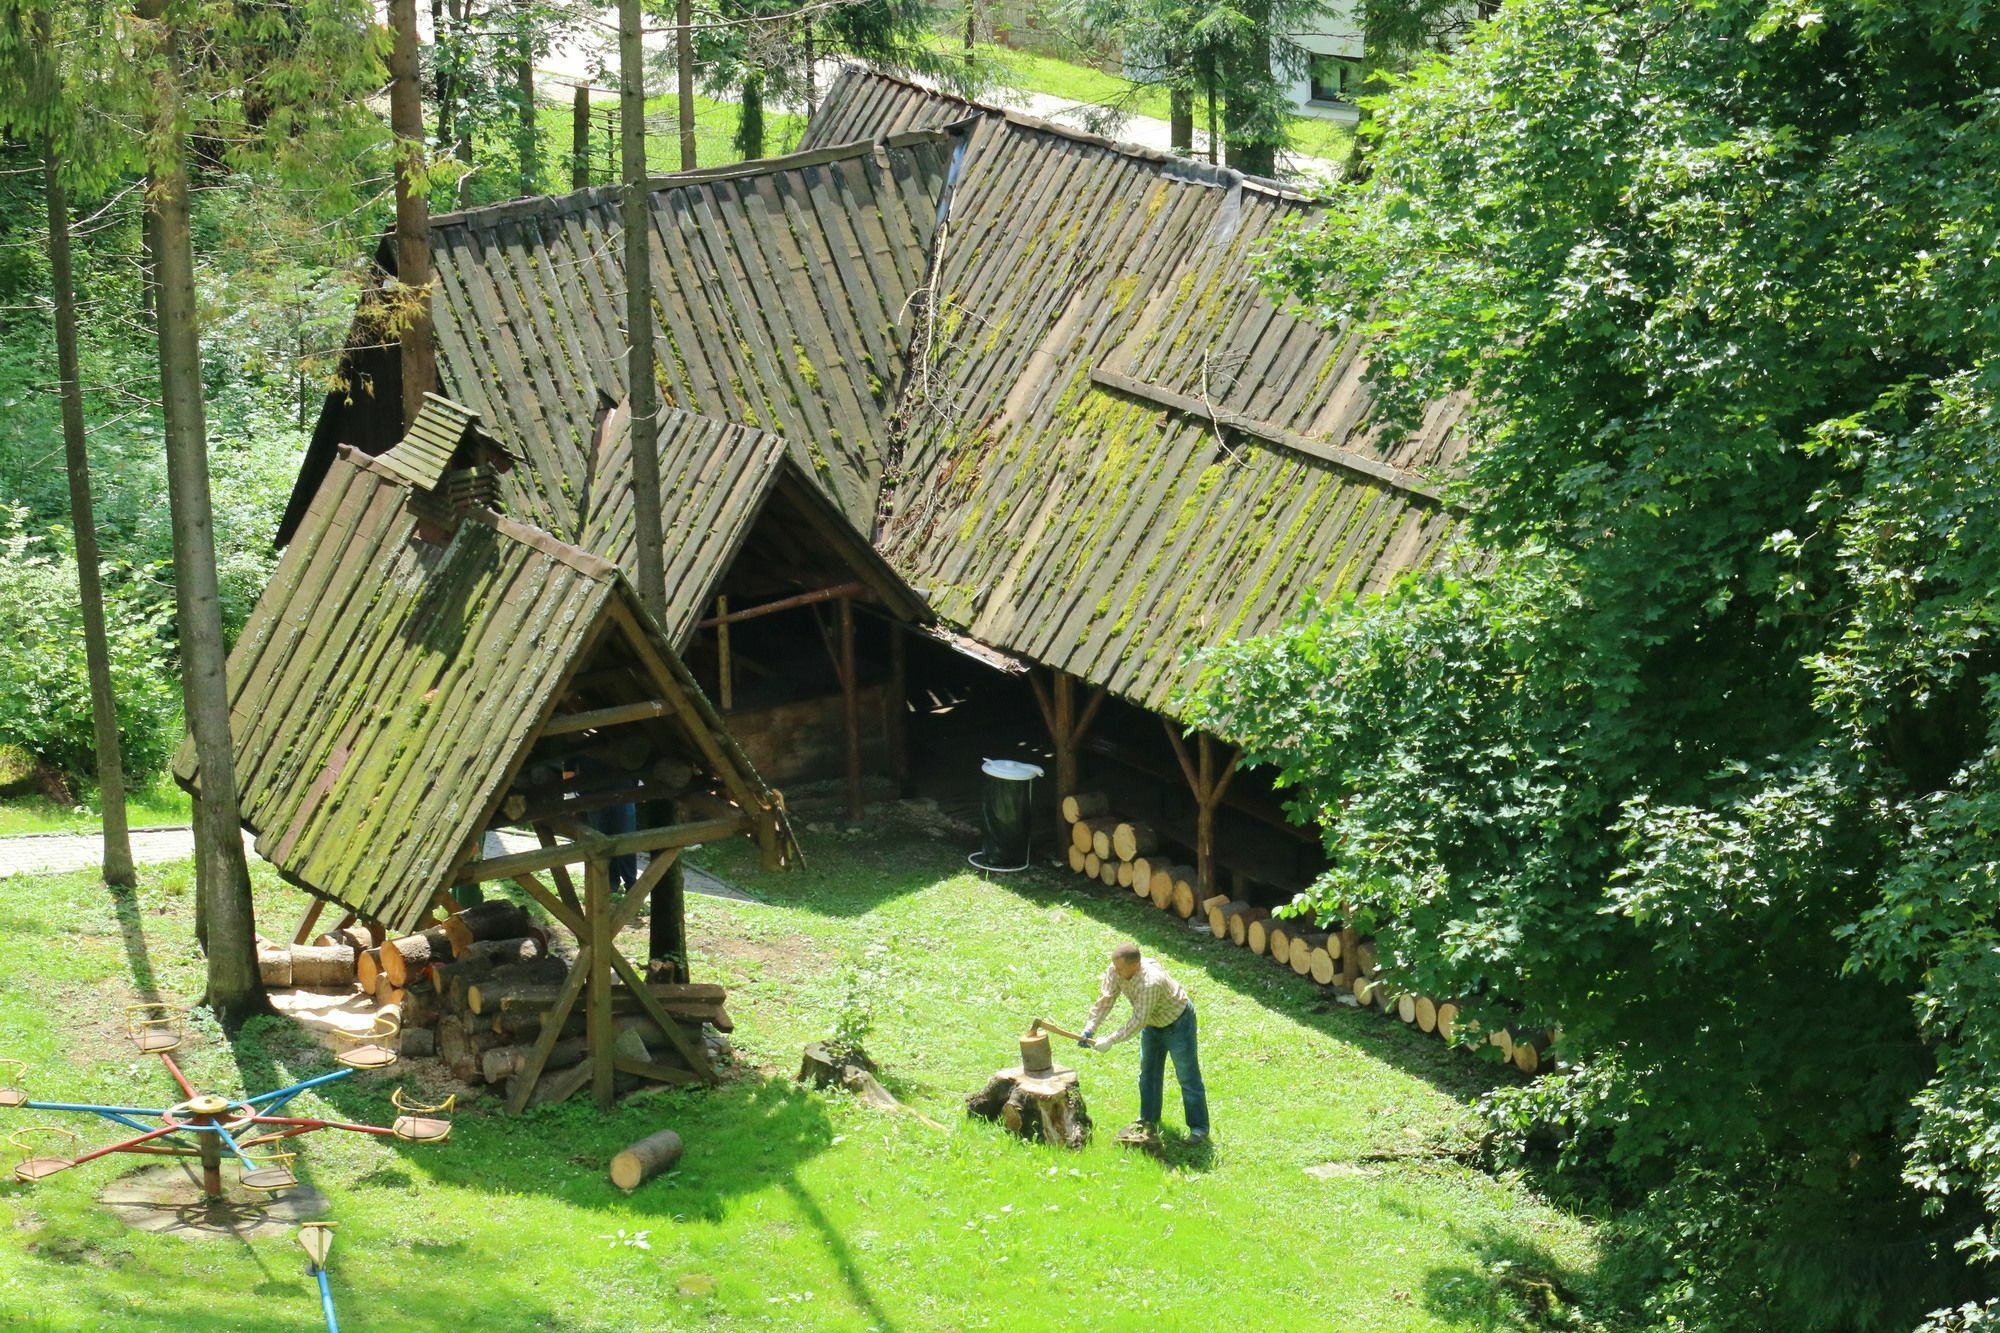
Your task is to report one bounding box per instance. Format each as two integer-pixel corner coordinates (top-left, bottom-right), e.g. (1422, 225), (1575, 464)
(610, 1129), (685, 1191)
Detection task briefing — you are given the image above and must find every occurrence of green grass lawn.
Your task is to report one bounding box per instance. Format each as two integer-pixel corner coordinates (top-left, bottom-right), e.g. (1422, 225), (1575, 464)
(0, 775), (190, 837)
(953, 41), (1354, 167)
(0, 819), (1615, 1330)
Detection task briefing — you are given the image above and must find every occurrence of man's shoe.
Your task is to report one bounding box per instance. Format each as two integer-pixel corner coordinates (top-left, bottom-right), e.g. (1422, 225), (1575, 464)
(1188, 1129), (1210, 1145)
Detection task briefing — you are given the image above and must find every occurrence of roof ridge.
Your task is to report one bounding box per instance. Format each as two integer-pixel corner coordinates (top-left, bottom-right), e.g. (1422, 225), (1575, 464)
(823, 62), (1317, 202)
(427, 134), (957, 233)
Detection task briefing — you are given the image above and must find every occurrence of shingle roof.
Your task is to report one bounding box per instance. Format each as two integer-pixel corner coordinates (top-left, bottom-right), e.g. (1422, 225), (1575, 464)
(420, 135), (954, 535)
(184, 449), (776, 932)
(370, 392), (497, 490)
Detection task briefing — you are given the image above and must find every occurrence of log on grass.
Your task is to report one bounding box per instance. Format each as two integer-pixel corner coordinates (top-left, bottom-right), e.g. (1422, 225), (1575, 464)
(1111, 820), (1158, 862)
(1083, 851), (1102, 880)
(1228, 905), (1268, 947)
(382, 928), (453, 988)
(1067, 844), (1087, 874)
(1203, 895), (1234, 938)
(1061, 792), (1110, 824)
(444, 901), (534, 955)
(288, 944), (356, 988)
(1116, 860), (1134, 890)
(257, 950), (292, 988)
(1396, 993), (1417, 1024)
(609, 1129), (685, 1192)
(1436, 1002), (1460, 1042)
(1170, 878), (1196, 919)
(1246, 915), (1277, 956)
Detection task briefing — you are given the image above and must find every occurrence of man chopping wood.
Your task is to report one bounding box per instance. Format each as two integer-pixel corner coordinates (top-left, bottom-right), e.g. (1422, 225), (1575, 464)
(1078, 943), (1209, 1143)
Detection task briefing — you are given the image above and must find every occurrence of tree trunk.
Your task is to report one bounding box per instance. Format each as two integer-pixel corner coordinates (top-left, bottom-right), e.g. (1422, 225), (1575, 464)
(40, 110), (133, 887)
(734, 69), (765, 161)
(1170, 84), (1194, 155)
(388, 0), (436, 423)
(674, 0), (696, 168)
(150, 27), (259, 1024)
(513, 11), (538, 195)
(449, 0), (476, 206)
(964, 1067), (1090, 1149)
(610, 1128), (684, 1190)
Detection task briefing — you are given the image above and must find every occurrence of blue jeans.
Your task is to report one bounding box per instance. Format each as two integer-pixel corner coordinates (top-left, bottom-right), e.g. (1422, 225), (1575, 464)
(1137, 1005), (1208, 1134)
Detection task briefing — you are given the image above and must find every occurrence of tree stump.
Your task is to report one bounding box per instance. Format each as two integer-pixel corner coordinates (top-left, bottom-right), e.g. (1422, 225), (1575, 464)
(964, 1066), (1091, 1149)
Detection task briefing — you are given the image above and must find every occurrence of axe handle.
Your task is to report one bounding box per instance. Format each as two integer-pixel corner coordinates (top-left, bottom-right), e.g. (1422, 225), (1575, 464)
(1033, 1018), (1088, 1042)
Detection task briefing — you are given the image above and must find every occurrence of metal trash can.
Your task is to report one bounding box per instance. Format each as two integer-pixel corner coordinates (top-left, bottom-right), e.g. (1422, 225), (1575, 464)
(971, 758), (1044, 872)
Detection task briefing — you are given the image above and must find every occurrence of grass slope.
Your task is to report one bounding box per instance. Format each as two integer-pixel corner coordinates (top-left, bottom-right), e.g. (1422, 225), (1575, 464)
(0, 823), (1611, 1330)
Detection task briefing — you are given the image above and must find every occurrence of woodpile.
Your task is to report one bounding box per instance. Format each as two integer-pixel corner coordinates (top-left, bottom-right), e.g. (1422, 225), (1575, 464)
(1058, 791), (1554, 1078)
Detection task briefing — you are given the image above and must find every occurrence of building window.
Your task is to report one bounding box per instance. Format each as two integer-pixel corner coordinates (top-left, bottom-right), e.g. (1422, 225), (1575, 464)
(1308, 55), (1363, 106)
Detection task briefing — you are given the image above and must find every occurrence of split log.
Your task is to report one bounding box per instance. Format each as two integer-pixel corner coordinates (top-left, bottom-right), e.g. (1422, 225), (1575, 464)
(257, 951), (292, 988)
(382, 929), (453, 989)
(1415, 997), (1438, 1034)
(1061, 792), (1109, 823)
(1228, 905), (1268, 947)
(484, 1036), (588, 1083)
(1116, 860), (1134, 890)
(438, 1014), (508, 1083)
(1292, 933), (1328, 976)
(373, 975), (405, 1009)
(609, 1129), (685, 1192)
(1309, 946), (1336, 986)
(1246, 915), (1276, 957)
(1083, 851), (1102, 880)
(444, 901), (534, 956)
(397, 1027), (436, 1059)
(454, 937), (546, 970)
(1111, 820), (1159, 862)
(1072, 818), (1113, 856)
(1171, 879), (1196, 919)
(1067, 845), (1086, 874)
(964, 1067), (1090, 1149)
(1203, 895), (1234, 938)
(798, 1043), (911, 1118)
(355, 947), (381, 992)
(287, 944), (355, 988)
(1098, 859), (1119, 888)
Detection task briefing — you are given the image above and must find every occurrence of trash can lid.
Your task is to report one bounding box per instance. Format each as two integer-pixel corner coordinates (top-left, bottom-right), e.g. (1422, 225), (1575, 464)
(981, 759), (1044, 781)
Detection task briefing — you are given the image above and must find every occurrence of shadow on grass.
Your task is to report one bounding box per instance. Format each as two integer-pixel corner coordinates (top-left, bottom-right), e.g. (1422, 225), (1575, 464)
(1404, 1210), (1611, 1331)
(108, 885), (163, 1003)
(996, 861), (1514, 1109)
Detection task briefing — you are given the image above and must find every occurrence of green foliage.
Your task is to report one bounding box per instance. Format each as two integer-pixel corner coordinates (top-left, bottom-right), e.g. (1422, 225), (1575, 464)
(0, 510), (180, 784)
(1193, 0), (2000, 1325)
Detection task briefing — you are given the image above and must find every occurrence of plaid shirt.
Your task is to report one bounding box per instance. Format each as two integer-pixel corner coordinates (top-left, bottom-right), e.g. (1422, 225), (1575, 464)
(1084, 958), (1189, 1047)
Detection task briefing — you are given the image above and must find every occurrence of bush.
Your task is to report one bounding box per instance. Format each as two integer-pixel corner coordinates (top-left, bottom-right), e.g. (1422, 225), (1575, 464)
(0, 509), (181, 785)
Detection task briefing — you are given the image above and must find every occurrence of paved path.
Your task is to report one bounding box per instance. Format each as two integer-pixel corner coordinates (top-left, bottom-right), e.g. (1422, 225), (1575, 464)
(0, 826), (756, 903)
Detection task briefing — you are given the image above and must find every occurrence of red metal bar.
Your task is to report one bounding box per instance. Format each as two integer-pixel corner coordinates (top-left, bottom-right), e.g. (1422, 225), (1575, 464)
(71, 1124), (182, 1167)
(250, 1114), (399, 1137)
(157, 1052), (196, 1099)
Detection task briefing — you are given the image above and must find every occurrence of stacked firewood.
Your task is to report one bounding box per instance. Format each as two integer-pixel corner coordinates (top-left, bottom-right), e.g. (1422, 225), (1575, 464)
(1061, 793), (1201, 918)
(364, 901), (732, 1103)
(1057, 790), (1554, 1076)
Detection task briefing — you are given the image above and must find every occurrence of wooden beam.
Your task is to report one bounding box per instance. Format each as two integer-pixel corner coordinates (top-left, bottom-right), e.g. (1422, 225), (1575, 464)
(840, 595), (861, 820)
(1074, 684), (1109, 742)
(715, 595), (732, 712)
(539, 699), (671, 738)
(534, 827), (584, 916)
(511, 871), (587, 939)
(1027, 670), (1057, 738)
(503, 941), (592, 1114)
(887, 622), (908, 785)
(1163, 718), (1200, 794)
(605, 944), (712, 1080)
(613, 1056), (703, 1086)
(588, 858), (614, 1111)
(694, 581), (869, 629)
(1091, 365), (1449, 504)
(291, 898), (328, 947)
(452, 814), (750, 885)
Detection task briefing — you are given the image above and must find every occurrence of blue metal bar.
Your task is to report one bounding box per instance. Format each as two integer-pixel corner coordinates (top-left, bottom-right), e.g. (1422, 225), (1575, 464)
(22, 1101), (166, 1117)
(211, 1123), (256, 1167)
(316, 1268), (338, 1333)
(247, 1068), (353, 1110)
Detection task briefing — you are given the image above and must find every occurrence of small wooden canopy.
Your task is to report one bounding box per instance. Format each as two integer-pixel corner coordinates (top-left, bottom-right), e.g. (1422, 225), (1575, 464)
(177, 447), (788, 935)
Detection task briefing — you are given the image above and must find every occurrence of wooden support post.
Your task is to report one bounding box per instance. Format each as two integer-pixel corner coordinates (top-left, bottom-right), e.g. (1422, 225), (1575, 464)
(715, 596), (732, 713)
(1165, 722), (1241, 898)
(571, 83), (591, 189)
(291, 898), (328, 947)
(887, 620), (908, 786)
(1033, 670), (1108, 828)
(840, 595), (861, 820)
(649, 804), (686, 970)
(587, 857), (614, 1111)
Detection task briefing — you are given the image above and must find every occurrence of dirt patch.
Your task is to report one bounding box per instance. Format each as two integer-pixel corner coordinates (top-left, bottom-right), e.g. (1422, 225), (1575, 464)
(99, 1162), (329, 1241)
